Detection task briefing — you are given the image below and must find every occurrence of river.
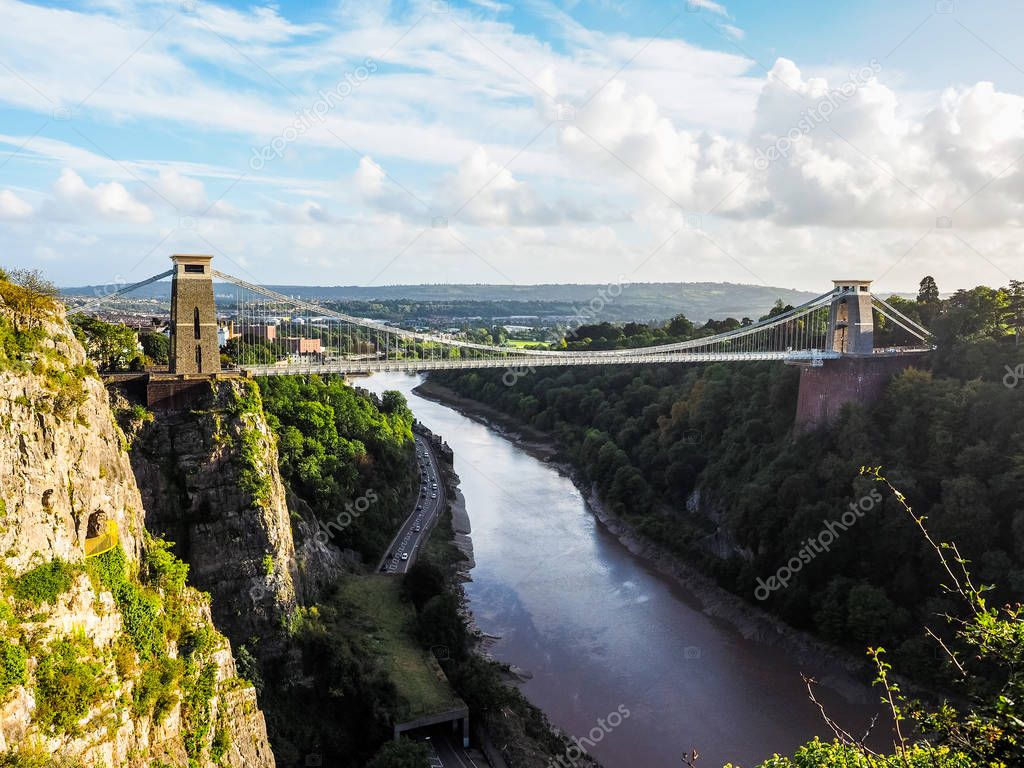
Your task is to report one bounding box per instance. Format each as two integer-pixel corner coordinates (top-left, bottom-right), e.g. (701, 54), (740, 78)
(362, 372), (882, 768)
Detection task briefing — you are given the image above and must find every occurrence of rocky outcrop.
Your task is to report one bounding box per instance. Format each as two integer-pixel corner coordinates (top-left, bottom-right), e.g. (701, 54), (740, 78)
(125, 380), (300, 656)
(0, 312), (143, 571)
(0, 287), (275, 766)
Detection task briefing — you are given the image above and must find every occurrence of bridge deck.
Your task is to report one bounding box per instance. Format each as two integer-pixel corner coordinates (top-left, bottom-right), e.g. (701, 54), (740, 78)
(241, 350), (849, 377)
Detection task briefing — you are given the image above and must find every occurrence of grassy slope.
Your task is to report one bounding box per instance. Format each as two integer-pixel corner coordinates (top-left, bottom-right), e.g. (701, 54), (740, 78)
(342, 575), (464, 722)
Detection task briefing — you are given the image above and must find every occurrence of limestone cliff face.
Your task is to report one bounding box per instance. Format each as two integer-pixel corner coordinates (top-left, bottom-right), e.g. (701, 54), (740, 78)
(0, 289), (275, 766)
(0, 310), (142, 571)
(126, 380), (300, 655)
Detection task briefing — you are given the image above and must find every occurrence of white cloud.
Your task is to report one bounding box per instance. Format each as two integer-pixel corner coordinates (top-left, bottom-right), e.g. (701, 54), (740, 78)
(686, 0), (730, 18)
(0, 190), (32, 220)
(51, 169), (153, 223)
(0, 0), (1020, 290)
(151, 169), (207, 212)
(557, 79), (762, 216)
(183, 3), (325, 43)
(465, 0), (511, 12)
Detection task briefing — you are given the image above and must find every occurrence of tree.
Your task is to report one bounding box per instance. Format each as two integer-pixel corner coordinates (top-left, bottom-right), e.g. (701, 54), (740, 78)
(917, 275), (940, 304)
(69, 315), (142, 371)
(1006, 279), (1024, 345)
(140, 332), (169, 364)
(0, 268), (58, 327)
(666, 314), (695, 338)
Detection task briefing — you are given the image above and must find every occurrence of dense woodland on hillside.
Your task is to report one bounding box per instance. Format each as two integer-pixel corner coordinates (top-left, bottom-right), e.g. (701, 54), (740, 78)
(438, 278), (1024, 669)
(257, 375), (415, 561)
(437, 278), (1024, 766)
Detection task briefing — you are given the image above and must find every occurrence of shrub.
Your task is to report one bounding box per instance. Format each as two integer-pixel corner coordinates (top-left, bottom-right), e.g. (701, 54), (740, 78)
(10, 559), (78, 607)
(0, 640), (27, 698)
(143, 535), (189, 593)
(211, 720), (231, 763)
(33, 634), (107, 736)
(133, 656), (182, 723)
(747, 740), (971, 767)
(0, 269), (57, 324)
(88, 546), (165, 661)
(0, 747), (85, 767)
(182, 661), (218, 763)
(237, 427), (273, 509)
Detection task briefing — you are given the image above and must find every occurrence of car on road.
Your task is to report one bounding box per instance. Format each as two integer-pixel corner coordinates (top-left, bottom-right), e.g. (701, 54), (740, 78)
(414, 525), (421, 532)
(431, 493), (437, 499)
(400, 553), (409, 561)
(416, 505), (422, 511)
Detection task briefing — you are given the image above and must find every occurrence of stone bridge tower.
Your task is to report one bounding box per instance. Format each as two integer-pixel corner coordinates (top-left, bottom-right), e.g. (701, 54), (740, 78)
(169, 254), (220, 375)
(795, 278), (921, 432)
(827, 279), (874, 355)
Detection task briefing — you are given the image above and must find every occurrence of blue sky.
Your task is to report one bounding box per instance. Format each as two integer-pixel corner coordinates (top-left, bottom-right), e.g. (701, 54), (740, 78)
(1, 0), (1022, 291)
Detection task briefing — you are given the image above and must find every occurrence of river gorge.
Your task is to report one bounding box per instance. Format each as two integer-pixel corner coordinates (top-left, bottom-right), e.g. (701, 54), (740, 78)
(362, 372), (882, 768)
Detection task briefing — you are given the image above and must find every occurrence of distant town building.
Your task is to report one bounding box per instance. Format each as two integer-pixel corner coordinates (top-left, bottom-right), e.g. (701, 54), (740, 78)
(218, 321), (239, 348)
(280, 336), (323, 355)
(237, 324), (277, 342)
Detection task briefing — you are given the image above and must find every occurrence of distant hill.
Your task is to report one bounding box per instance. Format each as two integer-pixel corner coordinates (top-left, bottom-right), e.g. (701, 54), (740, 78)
(61, 281), (820, 322)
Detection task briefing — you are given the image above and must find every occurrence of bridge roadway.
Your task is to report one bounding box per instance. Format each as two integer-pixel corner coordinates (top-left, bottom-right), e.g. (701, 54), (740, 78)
(242, 349), (842, 377)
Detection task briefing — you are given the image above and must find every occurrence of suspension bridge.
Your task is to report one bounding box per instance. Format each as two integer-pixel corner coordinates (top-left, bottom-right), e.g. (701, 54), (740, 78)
(71, 255), (934, 382)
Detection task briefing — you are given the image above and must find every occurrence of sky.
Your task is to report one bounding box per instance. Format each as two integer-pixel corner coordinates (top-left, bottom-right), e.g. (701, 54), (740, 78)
(0, 0), (1023, 292)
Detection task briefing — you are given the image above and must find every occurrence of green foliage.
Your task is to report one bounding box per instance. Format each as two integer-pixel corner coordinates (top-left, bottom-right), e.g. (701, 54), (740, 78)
(230, 381), (274, 509)
(0, 317), (46, 374)
(114, 402), (155, 449)
(69, 314), (143, 371)
(211, 719), (231, 763)
(365, 740), (429, 768)
(745, 739), (970, 768)
(235, 643), (263, 696)
(0, 747), (85, 767)
(182, 660), (218, 765)
(0, 640), (27, 699)
(132, 655), (182, 723)
(142, 534), (190, 593)
(260, 585), (401, 765)
(752, 472), (1023, 767)
(0, 272), (93, 417)
(10, 559), (79, 607)
(0, 269), (57, 326)
(33, 633), (108, 736)
(89, 546), (164, 661)
(258, 375), (415, 560)
(140, 331), (170, 364)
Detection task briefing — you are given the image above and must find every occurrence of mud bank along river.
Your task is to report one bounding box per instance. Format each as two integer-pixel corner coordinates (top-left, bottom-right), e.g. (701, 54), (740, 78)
(360, 372), (883, 768)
